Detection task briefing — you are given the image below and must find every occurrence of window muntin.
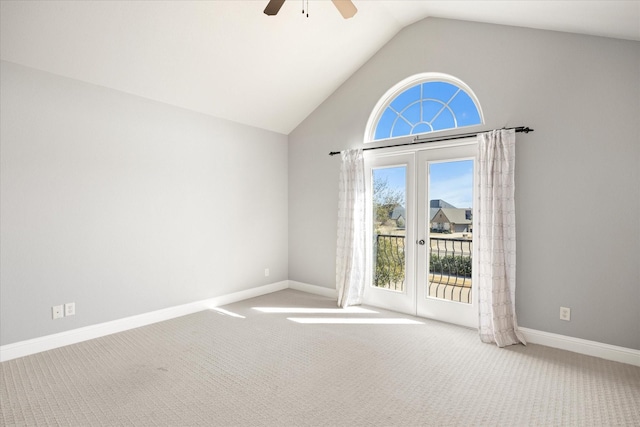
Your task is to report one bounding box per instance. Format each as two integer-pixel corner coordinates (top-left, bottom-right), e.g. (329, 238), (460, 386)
(367, 74), (483, 143)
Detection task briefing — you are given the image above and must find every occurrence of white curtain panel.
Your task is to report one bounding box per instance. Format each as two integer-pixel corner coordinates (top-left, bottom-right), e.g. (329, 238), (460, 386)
(336, 149), (366, 308)
(477, 129), (526, 347)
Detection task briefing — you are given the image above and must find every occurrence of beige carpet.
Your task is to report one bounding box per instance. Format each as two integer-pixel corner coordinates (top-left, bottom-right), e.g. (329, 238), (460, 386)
(1, 289), (639, 426)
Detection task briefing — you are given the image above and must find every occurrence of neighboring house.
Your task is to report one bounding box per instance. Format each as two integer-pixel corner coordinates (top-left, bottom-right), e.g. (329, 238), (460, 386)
(390, 205), (406, 228)
(430, 199), (456, 209)
(389, 202), (470, 232)
(429, 200), (472, 233)
(430, 200), (455, 220)
(430, 208), (472, 233)
(429, 208), (440, 223)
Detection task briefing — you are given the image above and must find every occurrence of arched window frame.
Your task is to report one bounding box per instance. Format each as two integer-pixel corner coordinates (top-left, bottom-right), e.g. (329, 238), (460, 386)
(364, 73), (484, 143)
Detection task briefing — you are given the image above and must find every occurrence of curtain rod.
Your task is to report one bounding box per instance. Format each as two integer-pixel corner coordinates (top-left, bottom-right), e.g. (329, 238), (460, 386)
(328, 126), (534, 156)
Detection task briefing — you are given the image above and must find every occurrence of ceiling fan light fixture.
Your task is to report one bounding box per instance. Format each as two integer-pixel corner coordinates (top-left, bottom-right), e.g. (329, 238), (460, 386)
(263, 0), (357, 19)
(263, 0), (286, 16)
(331, 0), (357, 19)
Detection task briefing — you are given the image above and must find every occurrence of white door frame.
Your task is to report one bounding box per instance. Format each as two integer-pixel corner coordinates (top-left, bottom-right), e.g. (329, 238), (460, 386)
(362, 151), (416, 315)
(362, 140), (478, 329)
(416, 145), (477, 328)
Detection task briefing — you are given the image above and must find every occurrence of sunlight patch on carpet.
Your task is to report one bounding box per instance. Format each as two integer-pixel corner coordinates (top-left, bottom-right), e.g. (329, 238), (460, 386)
(253, 307), (378, 314)
(287, 317), (423, 324)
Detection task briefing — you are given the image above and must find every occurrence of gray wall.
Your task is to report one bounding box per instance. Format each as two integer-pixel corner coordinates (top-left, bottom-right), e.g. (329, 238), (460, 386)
(1, 61), (289, 345)
(288, 18), (640, 349)
(2, 17), (639, 352)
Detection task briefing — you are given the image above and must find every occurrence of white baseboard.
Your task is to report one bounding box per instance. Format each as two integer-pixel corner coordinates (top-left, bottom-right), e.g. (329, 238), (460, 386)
(288, 280), (337, 299)
(520, 327), (640, 367)
(3, 281), (638, 368)
(285, 283), (640, 367)
(0, 281), (289, 362)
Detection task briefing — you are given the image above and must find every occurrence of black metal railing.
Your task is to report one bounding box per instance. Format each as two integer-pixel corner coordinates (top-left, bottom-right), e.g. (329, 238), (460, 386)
(374, 234), (405, 291)
(373, 235), (473, 303)
(428, 237), (472, 304)
(429, 237), (472, 277)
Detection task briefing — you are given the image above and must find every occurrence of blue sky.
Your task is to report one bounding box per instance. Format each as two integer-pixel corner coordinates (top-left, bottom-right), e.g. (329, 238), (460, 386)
(429, 160), (473, 208)
(373, 159), (473, 208)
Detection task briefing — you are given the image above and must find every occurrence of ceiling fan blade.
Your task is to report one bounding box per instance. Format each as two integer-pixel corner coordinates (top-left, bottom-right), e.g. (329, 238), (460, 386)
(264, 0), (286, 16)
(331, 0), (357, 19)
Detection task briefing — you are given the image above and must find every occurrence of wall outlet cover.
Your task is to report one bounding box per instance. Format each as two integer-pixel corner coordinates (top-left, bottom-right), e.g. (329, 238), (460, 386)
(52, 305), (64, 320)
(65, 302), (75, 316)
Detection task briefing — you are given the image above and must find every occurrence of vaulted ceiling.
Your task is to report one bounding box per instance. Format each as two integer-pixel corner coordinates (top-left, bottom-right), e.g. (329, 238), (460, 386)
(2, 1), (638, 134)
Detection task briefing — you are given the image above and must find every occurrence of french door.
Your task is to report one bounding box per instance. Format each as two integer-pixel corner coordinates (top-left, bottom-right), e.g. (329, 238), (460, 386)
(363, 143), (477, 328)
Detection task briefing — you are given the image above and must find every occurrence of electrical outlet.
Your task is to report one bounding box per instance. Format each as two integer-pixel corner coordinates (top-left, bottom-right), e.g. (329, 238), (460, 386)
(560, 306), (571, 321)
(264, 268), (270, 277)
(52, 305), (64, 320)
(65, 302), (75, 316)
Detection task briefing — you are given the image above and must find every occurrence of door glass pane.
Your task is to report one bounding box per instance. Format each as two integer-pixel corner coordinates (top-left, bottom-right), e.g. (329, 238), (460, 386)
(372, 167), (406, 292)
(427, 160), (473, 304)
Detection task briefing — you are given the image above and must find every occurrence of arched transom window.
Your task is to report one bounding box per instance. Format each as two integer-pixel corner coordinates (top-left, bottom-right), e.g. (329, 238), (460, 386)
(366, 73), (483, 142)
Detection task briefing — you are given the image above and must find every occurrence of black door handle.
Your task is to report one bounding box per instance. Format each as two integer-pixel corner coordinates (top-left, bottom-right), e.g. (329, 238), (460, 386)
(418, 239), (425, 245)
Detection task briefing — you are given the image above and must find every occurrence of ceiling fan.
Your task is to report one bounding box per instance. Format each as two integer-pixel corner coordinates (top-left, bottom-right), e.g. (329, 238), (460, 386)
(264, 0), (357, 19)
